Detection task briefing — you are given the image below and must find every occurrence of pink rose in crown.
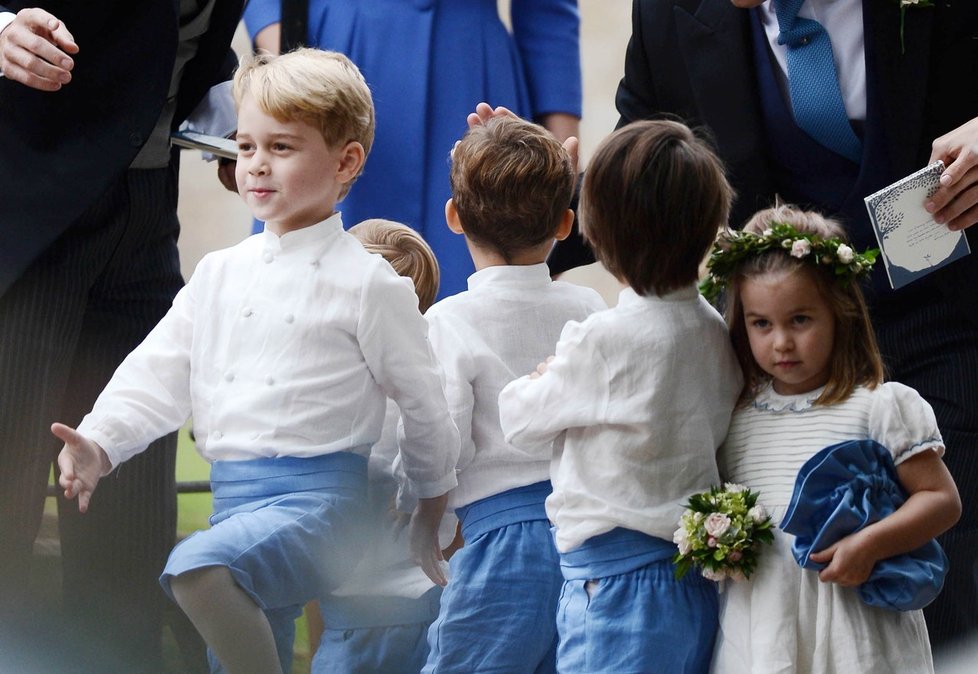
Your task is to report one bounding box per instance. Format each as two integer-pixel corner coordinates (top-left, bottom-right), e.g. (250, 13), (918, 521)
(790, 239), (811, 258)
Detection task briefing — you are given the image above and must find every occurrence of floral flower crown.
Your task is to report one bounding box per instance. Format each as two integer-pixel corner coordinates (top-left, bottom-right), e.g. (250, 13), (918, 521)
(699, 223), (879, 301)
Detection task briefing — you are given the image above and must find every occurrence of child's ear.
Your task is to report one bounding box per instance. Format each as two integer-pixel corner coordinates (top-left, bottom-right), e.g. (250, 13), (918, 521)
(336, 141), (366, 182)
(445, 199), (465, 235)
(554, 208), (574, 241)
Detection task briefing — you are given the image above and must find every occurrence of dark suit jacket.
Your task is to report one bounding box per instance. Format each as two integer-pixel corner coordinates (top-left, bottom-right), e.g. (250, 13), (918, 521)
(0, 0), (243, 295)
(612, 0), (978, 313)
(551, 0), (978, 313)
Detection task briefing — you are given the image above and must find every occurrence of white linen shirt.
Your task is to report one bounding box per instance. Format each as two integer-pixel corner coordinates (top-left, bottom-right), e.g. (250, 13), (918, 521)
(499, 285), (743, 553)
(78, 213), (459, 499)
(424, 263), (606, 510)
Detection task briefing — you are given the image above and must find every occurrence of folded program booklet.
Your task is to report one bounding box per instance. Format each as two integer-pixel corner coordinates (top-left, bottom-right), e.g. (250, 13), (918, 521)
(864, 160), (971, 290)
(170, 130), (238, 160)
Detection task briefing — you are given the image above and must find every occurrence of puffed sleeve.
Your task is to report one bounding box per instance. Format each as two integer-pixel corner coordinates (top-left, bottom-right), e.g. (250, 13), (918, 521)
(868, 382), (945, 466)
(498, 317), (609, 449)
(510, 0), (582, 118)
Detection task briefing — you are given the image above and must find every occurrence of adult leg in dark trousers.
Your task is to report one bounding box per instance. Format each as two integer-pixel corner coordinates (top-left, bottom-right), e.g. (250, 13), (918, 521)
(0, 168), (184, 673)
(874, 295), (978, 650)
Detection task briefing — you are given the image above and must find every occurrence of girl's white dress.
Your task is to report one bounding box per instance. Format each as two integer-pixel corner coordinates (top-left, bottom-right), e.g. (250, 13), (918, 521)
(712, 382), (943, 674)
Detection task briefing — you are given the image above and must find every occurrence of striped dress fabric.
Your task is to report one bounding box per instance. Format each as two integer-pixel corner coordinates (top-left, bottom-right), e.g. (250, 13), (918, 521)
(712, 381), (942, 673)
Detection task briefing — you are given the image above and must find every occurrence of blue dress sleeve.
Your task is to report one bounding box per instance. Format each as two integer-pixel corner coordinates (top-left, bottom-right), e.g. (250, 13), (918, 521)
(510, 0), (582, 118)
(242, 0), (282, 40)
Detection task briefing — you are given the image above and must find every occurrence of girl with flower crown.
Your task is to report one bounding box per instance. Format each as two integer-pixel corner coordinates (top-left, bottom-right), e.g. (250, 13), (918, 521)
(707, 204), (961, 673)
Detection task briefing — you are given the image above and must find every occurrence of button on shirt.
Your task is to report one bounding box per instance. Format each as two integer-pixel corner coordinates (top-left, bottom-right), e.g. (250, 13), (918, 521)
(78, 213), (459, 499)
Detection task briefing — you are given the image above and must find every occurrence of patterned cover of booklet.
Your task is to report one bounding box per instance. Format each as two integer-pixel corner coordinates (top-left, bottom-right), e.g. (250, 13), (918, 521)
(864, 160), (971, 290)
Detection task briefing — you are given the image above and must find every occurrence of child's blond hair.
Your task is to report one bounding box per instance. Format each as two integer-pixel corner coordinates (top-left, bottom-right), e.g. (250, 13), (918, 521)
(450, 116), (575, 262)
(233, 48), (375, 197)
(349, 219), (440, 313)
(725, 204), (885, 406)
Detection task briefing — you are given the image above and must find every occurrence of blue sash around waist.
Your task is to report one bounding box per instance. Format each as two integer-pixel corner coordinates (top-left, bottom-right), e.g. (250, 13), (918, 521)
(210, 450), (369, 515)
(455, 480), (552, 541)
(559, 527), (677, 581)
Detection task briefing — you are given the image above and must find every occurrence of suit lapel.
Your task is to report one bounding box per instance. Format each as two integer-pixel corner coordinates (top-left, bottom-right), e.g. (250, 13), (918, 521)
(675, 1), (766, 157)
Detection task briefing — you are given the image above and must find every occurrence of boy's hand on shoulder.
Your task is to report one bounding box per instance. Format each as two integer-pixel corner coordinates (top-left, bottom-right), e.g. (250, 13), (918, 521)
(52, 422), (111, 513)
(529, 355), (555, 380)
(409, 493), (449, 586)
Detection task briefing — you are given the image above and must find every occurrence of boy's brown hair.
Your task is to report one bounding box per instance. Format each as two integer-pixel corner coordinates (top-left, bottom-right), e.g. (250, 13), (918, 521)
(580, 119), (733, 296)
(724, 204), (885, 406)
(450, 116), (575, 262)
(349, 219), (440, 313)
(233, 48), (375, 198)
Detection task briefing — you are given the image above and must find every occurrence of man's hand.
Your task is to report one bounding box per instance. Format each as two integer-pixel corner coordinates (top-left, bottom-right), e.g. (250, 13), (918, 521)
(409, 493), (449, 586)
(465, 102), (580, 172)
(0, 8), (78, 91)
(52, 422), (111, 513)
(926, 116), (978, 231)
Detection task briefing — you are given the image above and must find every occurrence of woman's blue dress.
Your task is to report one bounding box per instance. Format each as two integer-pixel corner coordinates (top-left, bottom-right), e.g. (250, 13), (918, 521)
(243, 0), (583, 299)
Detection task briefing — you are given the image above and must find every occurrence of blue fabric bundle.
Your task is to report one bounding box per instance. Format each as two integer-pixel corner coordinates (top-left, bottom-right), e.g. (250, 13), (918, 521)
(780, 439), (947, 611)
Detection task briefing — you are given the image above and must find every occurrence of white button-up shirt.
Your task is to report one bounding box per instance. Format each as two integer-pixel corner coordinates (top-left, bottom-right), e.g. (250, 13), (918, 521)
(425, 263), (606, 510)
(78, 213), (459, 499)
(499, 285), (743, 553)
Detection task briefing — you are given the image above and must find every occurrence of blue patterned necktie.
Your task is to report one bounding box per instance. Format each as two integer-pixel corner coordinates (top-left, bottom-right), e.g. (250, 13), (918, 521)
(774, 0), (862, 163)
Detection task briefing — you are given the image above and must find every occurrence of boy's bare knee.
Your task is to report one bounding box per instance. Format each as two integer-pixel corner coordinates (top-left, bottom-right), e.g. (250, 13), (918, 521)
(170, 566), (232, 608)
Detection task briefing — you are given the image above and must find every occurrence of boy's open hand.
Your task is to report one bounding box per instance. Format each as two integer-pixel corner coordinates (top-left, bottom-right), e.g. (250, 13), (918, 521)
(409, 493), (449, 586)
(52, 422), (110, 513)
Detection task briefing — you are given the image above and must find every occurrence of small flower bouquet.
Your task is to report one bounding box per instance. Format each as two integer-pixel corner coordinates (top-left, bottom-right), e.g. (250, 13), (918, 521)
(672, 483), (774, 582)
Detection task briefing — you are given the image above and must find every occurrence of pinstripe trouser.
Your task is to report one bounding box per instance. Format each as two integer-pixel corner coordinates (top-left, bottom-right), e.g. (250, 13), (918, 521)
(0, 168), (184, 673)
(875, 294), (978, 650)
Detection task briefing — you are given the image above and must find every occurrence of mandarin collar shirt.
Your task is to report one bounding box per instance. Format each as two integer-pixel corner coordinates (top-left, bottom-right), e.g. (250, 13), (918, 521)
(78, 213), (459, 499)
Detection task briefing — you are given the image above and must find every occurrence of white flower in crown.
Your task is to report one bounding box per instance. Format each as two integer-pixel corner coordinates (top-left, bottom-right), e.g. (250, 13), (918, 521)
(790, 239), (812, 258)
(704, 512), (732, 537)
(837, 244), (854, 264)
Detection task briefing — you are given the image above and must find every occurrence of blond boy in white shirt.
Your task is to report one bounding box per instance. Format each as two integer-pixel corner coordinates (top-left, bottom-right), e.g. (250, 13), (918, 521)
(53, 49), (459, 674)
(420, 116), (606, 674)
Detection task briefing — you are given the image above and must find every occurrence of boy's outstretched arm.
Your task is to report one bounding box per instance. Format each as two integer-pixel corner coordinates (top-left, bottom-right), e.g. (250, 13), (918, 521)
(409, 493), (449, 587)
(52, 422), (111, 513)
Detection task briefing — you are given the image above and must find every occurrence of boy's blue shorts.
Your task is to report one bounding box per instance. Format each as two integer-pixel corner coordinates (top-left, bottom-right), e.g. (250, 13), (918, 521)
(161, 451), (368, 673)
(314, 587), (442, 674)
(423, 481), (561, 674)
(556, 527), (719, 674)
